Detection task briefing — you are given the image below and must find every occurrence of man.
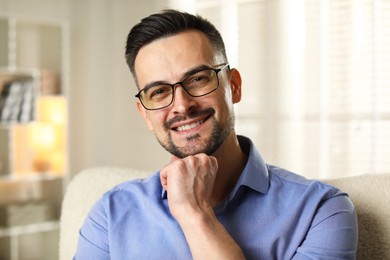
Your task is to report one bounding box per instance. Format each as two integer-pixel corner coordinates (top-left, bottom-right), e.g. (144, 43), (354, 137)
(75, 10), (358, 259)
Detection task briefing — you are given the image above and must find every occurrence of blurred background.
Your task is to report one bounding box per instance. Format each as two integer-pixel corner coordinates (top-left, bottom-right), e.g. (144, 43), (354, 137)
(0, 0), (389, 259)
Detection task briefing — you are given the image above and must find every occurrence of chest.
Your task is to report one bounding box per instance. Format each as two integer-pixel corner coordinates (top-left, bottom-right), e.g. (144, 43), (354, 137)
(106, 195), (310, 260)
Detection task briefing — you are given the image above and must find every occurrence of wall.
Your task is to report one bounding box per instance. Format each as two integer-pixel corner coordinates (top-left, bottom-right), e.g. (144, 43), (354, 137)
(0, 0), (171, 177)
(68, 0), (170, 176)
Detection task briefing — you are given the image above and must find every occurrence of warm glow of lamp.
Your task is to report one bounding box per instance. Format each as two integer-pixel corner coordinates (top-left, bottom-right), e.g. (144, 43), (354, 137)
(35, 96), (67, 174)
(37, 96), (67, 125)
(12, 96), (67, 176)
(28, 123), (56, 172)
(29, 123), (56, 150)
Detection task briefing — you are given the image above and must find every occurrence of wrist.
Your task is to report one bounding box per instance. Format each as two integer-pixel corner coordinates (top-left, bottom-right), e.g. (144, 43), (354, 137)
(173, 201), (215, 228)
(176, 205), (245, 260)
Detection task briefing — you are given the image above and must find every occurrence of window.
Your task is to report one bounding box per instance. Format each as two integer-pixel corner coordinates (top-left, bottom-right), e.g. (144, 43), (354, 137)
(169, 0), (390, 178)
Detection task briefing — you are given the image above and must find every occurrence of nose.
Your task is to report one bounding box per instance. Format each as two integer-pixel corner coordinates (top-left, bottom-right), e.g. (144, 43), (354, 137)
(171, 84), (196, 113)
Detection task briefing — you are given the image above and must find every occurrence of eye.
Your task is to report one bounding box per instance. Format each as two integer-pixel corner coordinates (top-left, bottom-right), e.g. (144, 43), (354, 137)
(186, 70), (212, 87)
(152, 88), (166, 96)
(147, 85), (172, 100)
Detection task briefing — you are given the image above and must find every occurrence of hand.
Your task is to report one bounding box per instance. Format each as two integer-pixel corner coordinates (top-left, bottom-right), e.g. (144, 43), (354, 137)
(160, 154), (244, 259)
(160, 153), (218, 221)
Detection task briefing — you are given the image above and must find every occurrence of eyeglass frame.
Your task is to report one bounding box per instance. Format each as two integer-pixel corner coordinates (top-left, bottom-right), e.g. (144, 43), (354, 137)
(135, 63), (230, 110)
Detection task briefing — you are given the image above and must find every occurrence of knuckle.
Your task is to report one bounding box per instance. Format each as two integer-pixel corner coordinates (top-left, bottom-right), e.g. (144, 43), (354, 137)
(197, 153), (208, 160)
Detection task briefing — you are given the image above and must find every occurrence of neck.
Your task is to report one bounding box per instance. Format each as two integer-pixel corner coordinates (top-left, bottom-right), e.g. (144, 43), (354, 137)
(210, 133), (248, 205)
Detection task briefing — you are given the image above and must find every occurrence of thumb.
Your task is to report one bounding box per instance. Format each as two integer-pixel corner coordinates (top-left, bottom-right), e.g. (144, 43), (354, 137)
(209, 156), (219, 175)
(160, 168), (168, 190)
(171, 156), (180, 163)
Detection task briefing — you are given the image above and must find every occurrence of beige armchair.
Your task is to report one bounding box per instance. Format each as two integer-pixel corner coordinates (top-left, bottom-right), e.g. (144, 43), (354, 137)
(59, 168), (390, 260)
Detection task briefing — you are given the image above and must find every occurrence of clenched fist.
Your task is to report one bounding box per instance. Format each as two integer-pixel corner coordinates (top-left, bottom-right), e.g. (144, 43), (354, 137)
(160, 153), (218, 221)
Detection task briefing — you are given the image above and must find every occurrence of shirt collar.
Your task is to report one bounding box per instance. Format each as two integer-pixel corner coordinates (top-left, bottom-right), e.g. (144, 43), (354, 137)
(231, 136), (269, 195)
(161, 135), (270, 199)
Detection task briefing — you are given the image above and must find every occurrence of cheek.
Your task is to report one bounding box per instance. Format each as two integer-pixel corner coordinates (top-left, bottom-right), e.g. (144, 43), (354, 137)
(220, 87), (234, 111)
(225, 89), (233, 103)
(212, 91), (234, 120)
(147, 113), (167, 132)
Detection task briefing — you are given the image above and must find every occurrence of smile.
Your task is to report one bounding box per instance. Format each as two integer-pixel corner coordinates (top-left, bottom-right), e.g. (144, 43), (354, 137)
(176, 119), (204, 132)
(165, 108), (215, 132)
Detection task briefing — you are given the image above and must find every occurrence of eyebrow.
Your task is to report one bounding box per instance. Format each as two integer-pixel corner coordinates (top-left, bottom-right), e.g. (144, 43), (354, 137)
(141, 64), (213, 92)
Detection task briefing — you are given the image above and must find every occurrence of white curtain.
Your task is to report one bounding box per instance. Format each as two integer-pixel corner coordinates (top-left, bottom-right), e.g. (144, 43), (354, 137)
(170, 0), (390, 179)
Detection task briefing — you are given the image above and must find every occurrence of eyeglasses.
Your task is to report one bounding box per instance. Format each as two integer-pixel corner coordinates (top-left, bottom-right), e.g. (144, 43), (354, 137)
(135, 63), (230, 110)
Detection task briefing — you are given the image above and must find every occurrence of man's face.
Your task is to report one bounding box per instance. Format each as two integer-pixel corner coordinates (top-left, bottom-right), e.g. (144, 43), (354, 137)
(134, 30), (241, 158)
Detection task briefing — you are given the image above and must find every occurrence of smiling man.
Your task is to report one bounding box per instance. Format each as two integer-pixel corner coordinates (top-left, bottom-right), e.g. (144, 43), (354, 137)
(74, 10), (358, 259)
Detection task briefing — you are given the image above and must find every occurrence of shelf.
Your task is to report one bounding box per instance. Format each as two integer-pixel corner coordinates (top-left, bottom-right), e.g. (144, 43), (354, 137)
(0, 175), (63, 206)
(0, 220), (59, 238)
(0, 67), (39, 76)
(0, 13), (69, 259)
(0, 68), (39, 87)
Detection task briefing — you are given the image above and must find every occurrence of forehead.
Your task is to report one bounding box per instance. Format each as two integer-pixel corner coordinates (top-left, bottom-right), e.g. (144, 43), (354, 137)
(134, 30), (220, 87)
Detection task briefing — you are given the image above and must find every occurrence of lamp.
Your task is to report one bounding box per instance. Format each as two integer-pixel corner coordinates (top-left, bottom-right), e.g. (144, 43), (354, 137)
(12, 96), (67, 176)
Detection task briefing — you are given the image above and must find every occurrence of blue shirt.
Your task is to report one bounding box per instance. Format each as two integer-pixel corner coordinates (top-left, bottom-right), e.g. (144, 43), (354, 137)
(75, 136), (358, 259)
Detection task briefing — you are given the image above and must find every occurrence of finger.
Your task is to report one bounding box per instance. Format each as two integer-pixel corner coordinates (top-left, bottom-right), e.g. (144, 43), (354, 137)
(209, 156), (219, 174)
(159, 169), (168, 189)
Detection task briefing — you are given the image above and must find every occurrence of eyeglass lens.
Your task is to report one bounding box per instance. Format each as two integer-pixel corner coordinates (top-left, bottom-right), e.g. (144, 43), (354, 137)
(140, 68), (219, 110)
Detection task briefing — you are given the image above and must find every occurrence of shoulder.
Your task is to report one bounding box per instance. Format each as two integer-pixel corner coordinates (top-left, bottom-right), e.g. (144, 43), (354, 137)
(266, 164), (356, 227)
(103, 171), (162, 202)
(85, 171), (163, 222)
(266, 165), (350, 206)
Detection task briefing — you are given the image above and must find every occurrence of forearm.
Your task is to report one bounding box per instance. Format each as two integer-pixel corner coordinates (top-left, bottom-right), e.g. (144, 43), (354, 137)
(161, 155), (244, 259)
(177, 206), (245, 260)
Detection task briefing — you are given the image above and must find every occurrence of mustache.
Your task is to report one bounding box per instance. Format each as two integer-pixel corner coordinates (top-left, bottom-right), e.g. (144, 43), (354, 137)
(164, 108), (215, 129)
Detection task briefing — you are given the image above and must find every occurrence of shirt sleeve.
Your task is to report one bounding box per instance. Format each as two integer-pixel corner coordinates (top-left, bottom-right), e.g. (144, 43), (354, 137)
(292, 193), (358, 259)
(73, 198), (110, 260)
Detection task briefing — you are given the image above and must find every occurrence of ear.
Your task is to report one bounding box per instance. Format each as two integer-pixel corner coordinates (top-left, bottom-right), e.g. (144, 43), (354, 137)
(229, 68), (242, 104)
(136, 100), (154, 131)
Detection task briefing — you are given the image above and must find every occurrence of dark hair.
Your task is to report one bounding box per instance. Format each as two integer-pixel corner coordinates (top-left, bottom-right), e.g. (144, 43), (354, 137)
(125, 9), (227, 79)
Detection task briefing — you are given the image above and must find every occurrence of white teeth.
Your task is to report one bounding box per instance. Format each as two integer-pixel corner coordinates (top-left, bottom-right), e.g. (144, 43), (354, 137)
(176, 120), (203, 132)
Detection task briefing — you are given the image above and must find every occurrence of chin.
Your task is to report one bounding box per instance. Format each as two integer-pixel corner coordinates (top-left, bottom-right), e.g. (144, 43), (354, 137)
(158, 115), (233, 158)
